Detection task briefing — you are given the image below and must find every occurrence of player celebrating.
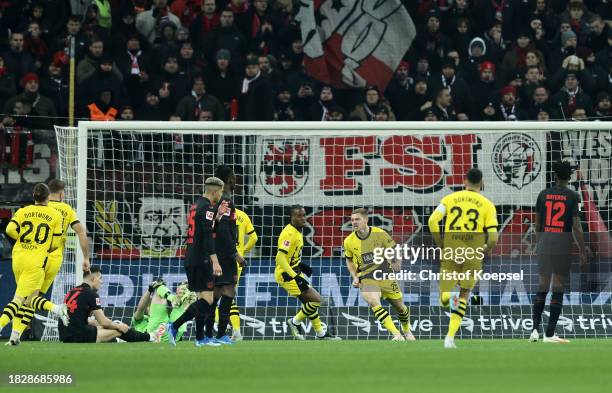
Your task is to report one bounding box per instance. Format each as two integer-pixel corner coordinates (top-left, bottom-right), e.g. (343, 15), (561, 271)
(278, 205), (340, 340)
(343, 208), (415, 341)
(208, 165), (244, 345)
(428, 168), (499, 349)
(59, 266), (153, 343)
(1, 183), (68, 344)
(167, 177), (224, 347)
(7, 179), (90, 345)
(227, 207), (258, 340)
(530, 161), (589, 344)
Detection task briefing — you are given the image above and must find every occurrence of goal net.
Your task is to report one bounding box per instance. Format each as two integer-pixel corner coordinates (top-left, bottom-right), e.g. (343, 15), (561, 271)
(51, 121), (612, 340)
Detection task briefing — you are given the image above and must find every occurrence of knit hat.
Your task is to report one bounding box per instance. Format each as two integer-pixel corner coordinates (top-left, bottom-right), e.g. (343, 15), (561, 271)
(500, 85), (516, 97)
(561, 30), (577, 46)
(20, 72), (39, 87)
(479, 61), (496, 74)
(216, 49), (231, 61)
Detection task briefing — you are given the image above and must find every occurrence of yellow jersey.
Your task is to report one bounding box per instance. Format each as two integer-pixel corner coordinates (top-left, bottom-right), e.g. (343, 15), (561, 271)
(235, 208), (256, 257)
(276, 223), (303, 273)
(7, 204), (63, 266)
(343, 227), (396, 278)
(430, 190), (498, 249)
(49, 200), (79, 253)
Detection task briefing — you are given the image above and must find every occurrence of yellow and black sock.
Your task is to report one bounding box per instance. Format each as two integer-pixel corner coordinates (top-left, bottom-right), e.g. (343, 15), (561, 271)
(296, 302), (323, 335)
(0, 301), (21, 328)
(229, 300), (240, 331)
(371, 305), (399, 335)
(14, 306), (35, 336)
(448, 297), (468, 338)
(397, 306), (410, 333)
(31, 296), (55, 312)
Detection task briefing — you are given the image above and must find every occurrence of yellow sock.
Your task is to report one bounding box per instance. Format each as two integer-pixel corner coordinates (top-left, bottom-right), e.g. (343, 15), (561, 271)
(397, 306), (410, 333)
(215, 307), (219, 323)
(296, 302), (323, 334)
(229, 301), (240, 331)
(0, 301), (22, 329)
(448, 298), (467, 338)
(31, 296), (54, 312)
(440, 292), (451, 307)
(372, 305), (399, 335)
(14, 306), (34, 336)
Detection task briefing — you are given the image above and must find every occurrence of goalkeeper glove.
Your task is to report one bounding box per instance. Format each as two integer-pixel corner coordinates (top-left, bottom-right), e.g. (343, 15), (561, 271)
(281, 272), (310, 292)
(148, 278), (165, 294)
(298, 263), (313, 277)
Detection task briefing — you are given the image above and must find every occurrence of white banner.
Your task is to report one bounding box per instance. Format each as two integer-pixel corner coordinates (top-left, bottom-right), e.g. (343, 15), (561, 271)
(254, 132), (546, 206)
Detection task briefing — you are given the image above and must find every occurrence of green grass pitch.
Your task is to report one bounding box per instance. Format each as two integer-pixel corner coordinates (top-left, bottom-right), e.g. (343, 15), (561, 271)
(1, 339), (610, 393)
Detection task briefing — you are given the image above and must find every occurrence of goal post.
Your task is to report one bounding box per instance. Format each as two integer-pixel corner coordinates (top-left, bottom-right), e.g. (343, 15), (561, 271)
(49, 121), (612, 340)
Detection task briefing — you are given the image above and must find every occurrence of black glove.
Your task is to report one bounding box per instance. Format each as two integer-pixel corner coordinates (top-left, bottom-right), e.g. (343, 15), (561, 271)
(148, 278), (165, 294)
(298, 263), (313, 277)
(281, 272), (310, 292)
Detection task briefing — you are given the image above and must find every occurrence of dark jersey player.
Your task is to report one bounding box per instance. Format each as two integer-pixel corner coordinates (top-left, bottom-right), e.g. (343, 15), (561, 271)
(59, 266), (152, 343)
(530, 161), (589, 344)
(208, 165), (245, 345)
(167, 176), (225, 347)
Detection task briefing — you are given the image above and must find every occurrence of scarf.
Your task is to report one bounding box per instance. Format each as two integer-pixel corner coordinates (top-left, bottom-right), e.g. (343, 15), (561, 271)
(441, 74), (456, 93)
(564, 86), (579, 114)
(241, 71), (261, 94)
(202, 13), (220, 33)
(490, 0), (507, 21)
(191, 90), (205, 118)
(500, 104), (517, 120)
(128, 50), (142, 75)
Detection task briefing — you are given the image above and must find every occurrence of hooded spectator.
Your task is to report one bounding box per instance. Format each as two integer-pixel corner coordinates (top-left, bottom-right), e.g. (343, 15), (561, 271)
(205, 49), (240, 110)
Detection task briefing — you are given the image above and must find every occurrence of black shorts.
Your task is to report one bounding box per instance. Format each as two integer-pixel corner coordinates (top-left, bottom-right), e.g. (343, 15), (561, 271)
(58, 323), (97, 343)
(537, 253), (571, 290)
(215, 256), (238, 286)
(185, 264), (214, 292)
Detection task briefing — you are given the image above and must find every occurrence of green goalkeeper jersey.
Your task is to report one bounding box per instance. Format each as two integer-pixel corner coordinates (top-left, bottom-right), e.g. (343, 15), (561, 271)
(132, 314), (149, 333)
(145, 285), (188, 342)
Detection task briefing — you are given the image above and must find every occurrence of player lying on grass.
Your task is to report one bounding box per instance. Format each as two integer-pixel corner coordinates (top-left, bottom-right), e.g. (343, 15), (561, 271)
(167, 177), (225, 347)
(530, 161), (589, 344)
(132, 279), (196, 342)
(59, 266), (154, 343)
(344, 208), (415, 341)
(428, 168), (499, 349)
(1, 183), (69, 346)
(277, 205), (340, 340)
(7, 179), (91, 345)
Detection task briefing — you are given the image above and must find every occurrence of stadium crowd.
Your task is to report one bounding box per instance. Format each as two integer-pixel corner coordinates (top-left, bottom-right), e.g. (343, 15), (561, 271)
(0, 0), (610, 128)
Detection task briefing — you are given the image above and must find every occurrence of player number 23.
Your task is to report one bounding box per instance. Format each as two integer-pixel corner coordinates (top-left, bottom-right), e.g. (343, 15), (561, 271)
(449, 207), (479, 231)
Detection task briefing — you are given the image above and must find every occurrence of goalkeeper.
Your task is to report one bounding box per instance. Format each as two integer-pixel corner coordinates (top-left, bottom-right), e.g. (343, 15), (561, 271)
(132, 279), (196, 342)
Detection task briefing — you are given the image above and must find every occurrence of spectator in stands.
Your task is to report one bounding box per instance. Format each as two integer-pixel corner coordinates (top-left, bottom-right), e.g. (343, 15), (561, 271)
(385, 61), (413, 120)
(136, 89), (171, 121)
(258, 55), (282, 91)
(2, 98), (35, 129)
(350, 86), (396, 121)
(555, 72), (593, 118)
(471, 61), (501, 120)
(136, 0), (181, 44)
(407, 76), (431, 121)
(1, 32), (36, 82)
(77, 38), (107, 83)
(238, 56), (274, 121)
(502, 29), (536, 81)
(190, 0), (220, 47)
(80, 55), (126, 111)
(587, 15), (609, 53)
(0, 54), (17, 111)
(413, 10), (450, 70)
(570, 106), (589, 120)
(87, 87), (118, 121)
(3, 72), (57, 129)
(171, 0), (202, 28)
(530, 86), (560, 120)
(303, 85), (336, 121)
(482, 23), (505, 64)
(432, 58), (470, 119)
(149, 55), (190, 110)
(176, 75), (225, 121)
(519, 65), (543, 107)
(594, 92), (611, 120)
(39, 53), (70, 120)
(23, 21), (48, 70)
(52, 15), (89, 61)
(549, 29), (578, 70)
(499, 85), (527, 121)
(115, 34), (153, 107)
(204, 7), (247, 68)
(119, 106), (135, 121)
(178, 41), (205, 82)
(430, 87), (456, 121)
(274, 86), (295, 121)
(464, 37), (488, 84)
(205, 49), (240, 111)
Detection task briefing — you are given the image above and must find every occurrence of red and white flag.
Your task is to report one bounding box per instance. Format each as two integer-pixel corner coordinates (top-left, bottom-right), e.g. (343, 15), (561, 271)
(297, 0), (416, 90)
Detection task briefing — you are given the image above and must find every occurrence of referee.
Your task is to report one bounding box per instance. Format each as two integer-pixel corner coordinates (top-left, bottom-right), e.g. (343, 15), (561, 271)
(167, 176), (224, 347)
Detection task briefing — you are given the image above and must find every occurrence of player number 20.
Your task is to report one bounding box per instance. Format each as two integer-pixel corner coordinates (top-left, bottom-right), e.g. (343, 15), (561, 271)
(449, 207), (480, 231)
(19, 221), (51, 244)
